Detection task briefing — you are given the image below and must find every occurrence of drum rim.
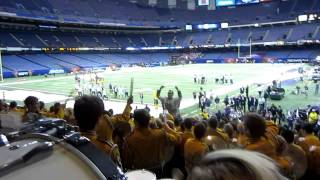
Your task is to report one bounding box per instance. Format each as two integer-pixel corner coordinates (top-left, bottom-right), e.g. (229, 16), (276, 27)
(13, 133), (107, 180)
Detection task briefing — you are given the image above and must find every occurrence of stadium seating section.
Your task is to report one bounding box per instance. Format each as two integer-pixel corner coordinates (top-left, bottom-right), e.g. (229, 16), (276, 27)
(1, 53), (171, 76)
(0, 0), (319, 26)
(1, 50), (318, 77)
(0, 0), (320, 78)
(0, 22), (319, 48)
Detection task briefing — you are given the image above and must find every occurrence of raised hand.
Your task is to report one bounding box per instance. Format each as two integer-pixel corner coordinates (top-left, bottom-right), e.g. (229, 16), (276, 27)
(127, 96), (133, 105)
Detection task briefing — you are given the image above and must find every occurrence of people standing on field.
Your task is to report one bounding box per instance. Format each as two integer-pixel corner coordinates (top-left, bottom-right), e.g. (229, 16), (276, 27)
(315, 81), (319, 95)
(140, 92), (144, 104)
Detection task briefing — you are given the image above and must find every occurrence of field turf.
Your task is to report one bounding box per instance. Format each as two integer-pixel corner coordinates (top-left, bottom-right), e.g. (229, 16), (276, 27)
(1, 64), (319, 116)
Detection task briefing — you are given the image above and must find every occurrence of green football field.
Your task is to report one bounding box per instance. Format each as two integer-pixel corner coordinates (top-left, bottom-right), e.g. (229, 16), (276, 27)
(0, 64), (319, 117)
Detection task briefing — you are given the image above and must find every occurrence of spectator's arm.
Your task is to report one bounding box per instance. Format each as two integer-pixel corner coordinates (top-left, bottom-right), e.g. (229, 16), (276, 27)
(156, 86), (165, 99)
(175, 86), (182, 100)
(111, 96), (133, 123)
(164, 123), (181, 144)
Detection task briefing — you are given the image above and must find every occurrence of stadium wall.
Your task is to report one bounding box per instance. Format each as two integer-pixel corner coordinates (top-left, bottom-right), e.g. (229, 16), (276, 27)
(1, 50), (315, 78)
(193, 58), (311, 64)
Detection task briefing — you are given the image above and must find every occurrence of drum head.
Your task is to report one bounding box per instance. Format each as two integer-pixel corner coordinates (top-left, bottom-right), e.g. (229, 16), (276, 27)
(1, 137), (103, 180)
(125, 170), (156, 180)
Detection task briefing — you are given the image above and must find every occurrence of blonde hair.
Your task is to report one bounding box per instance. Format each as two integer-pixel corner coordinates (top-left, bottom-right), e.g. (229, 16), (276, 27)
(188, 149), (288, 180)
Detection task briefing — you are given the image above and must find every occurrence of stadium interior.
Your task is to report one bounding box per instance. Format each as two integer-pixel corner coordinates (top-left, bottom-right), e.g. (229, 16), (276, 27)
(0, 0), (320, 179)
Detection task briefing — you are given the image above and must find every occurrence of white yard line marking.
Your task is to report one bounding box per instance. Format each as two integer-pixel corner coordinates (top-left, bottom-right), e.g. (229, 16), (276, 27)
(0, 75), (74, 86)
(0, 85), (70, 96)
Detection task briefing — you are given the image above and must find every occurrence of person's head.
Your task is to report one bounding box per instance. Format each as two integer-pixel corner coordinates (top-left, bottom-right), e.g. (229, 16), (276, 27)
(280, 128), (294, 144)
(180, 123), (185, 132)
(183, 118), (194, 130)
(9, 101), (17, 110)
(134, 109), (150, 128)
(194, 122), (207, 140)
(223, 123), (234, 139)
(39, 101), (45, 111)
(49, 106), (54, 113)
(208, 116), (218, 130)
(187, 149), (287, 180)
(264, 111), (272, 121)
(145, 105), (150, 112)
(113, 121), (131, 142)
(53, 102), (61, 114)
(202, 121), (208, 129)
(243, 113), (266, 139)
(237, 122), (246, 135)
(168, 90), (174, 99)
(64, 108), (76, 125)
(24, 96), (39, 113)
(74, 95), (104, 131)
(302, 123), (314, 135)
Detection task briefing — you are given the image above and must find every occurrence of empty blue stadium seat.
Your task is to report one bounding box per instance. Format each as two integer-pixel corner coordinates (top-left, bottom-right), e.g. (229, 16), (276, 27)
(2, 55), (49, 71)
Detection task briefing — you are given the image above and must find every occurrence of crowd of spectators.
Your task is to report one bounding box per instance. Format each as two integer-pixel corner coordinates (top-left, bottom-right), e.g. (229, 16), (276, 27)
(0, 95), (320, 179)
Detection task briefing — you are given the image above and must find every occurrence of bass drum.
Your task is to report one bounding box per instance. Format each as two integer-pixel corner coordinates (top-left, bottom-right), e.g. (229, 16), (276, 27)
(0, 133), (113, 180)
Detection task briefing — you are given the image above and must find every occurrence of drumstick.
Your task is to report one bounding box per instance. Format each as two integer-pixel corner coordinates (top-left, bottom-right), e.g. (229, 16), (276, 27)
(130, 77), (134, 97)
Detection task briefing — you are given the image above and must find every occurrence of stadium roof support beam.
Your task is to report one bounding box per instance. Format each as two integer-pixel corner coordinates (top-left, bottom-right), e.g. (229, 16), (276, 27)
(228, 19), (297, 29)
(9, 33), (24, 47)
(312, 26), (320, 39)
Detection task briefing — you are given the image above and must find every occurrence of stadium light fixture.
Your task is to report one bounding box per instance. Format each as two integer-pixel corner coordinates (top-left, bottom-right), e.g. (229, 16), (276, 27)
(298, 15), (308, 22)
(78, 47), (90, 51)
(38, 25), (57, 29)
(221, 22), (229, 29)
(308, 14), (316, 21)
(126, 47), (136, 51)
(198, 0), (210, 6)
(185, 25), (193, 31)
(197, 24), (218, 30)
